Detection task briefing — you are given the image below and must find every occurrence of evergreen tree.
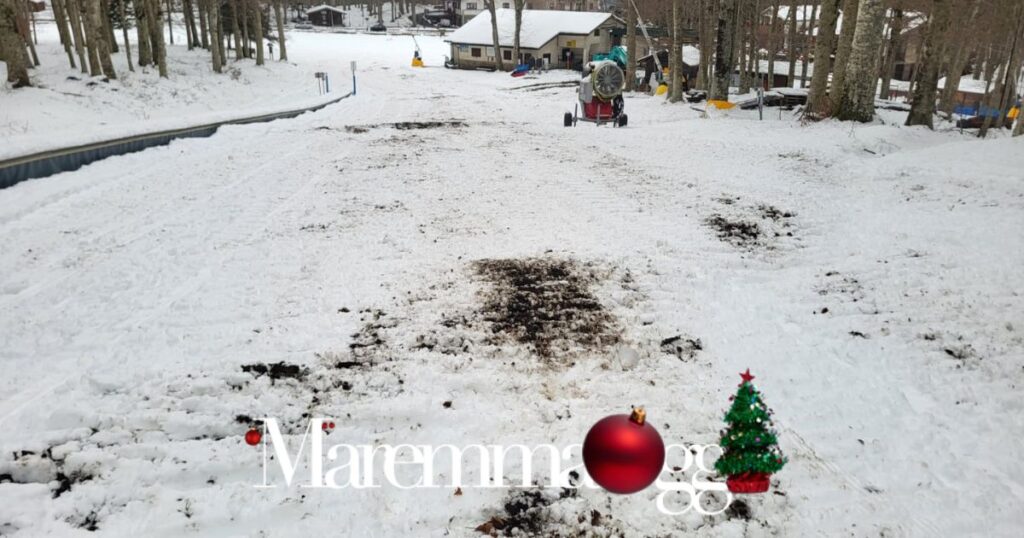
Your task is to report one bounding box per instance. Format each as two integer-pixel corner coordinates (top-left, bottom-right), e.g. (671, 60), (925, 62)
(715, 370), (786, 480)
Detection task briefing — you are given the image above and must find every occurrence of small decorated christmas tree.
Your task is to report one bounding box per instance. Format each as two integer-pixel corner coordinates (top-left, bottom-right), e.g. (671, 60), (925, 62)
(715, 369), (786, 493)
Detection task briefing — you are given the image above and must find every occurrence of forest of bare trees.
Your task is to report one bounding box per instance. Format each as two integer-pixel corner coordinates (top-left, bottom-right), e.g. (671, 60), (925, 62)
(0, 0), (294, 85)
(626, 0), (1024, 135)
(4, 0), (1024, 135)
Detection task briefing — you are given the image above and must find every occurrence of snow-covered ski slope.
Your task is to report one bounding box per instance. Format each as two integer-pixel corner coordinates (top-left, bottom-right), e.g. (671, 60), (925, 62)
(1, 32), (1023, 537)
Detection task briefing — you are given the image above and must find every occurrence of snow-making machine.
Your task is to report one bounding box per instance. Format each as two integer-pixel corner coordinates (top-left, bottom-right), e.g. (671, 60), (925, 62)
(564, 57), (628, 128)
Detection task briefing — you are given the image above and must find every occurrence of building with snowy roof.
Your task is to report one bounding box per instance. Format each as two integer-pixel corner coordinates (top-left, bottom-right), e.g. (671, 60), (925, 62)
(305, 5), (346, 27)
(445, 9), (624, 71)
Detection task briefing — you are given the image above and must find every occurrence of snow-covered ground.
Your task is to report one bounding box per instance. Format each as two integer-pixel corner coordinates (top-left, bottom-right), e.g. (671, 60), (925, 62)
(0, 21), (348, 160)
(2, 29), (1024, 537)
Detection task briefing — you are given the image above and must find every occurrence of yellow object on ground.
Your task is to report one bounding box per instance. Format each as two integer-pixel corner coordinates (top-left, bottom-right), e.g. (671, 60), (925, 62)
(1010, 107), (1020, 120)
(708, 99), (735, 110)
(655, 83), (668, 96)
(411, 57), (424, 67)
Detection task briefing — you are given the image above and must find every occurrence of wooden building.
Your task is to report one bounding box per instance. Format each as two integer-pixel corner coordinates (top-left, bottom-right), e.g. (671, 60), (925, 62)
(305, 5), (346, 27)
(446, 9), (625, 71)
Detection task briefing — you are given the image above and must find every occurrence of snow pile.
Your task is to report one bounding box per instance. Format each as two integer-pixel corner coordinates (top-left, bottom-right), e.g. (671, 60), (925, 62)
(0, 24), (344, 160)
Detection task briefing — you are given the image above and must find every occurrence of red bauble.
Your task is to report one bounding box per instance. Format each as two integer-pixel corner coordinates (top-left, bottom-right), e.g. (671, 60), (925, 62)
(726, 472), (770, 493)
(582, 408), (666, 494)
(245, 428), (262, 446)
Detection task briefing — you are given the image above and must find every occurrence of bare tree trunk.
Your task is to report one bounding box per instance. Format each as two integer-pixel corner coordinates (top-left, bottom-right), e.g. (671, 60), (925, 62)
(978, 62), (1002, 138)
(878, 8), (901, 100)
(806, 0), (839, 116)
(183, 0), (196, 48)
(67, 0), (100, 74)
(485, 0), (503, 70)
(786, 0), (797, 87)
(118, 0), (133, 70)
(834, 0), (885, 122)
(252, 0), (263, 65)
(85, 0), (117, 78)
(697, 0), (715, 90)
(135, 0), (152, 65)
(52, 0), (78, 68)
(830, 0), (858, 107)
(79, 0), (102, 74)
(983, 4), (1023, 137)
(712, 0), (737, 100)
(513, 0), (523, 67)
(766, 0), (779, 86)
(147, 0), (167, 76)
(216, 0), (226, 67)
(65, 0), (89, 71)
(799, 1), (816, 88)
(939, 1), (981, 116)
(735, 0), (746, 91)
(230, 0), (242, 58)
(0, 0), (30, 86)
(101, 0), (117, 53)
(13, 0), (39, 65)
(625, 0), (636, 91)
(274, 0), (286, 60)
(206, 0), (222, 71)
(166, 0), (173, 44)
(240, 0), (250, 58)
(906, 0), (952, 128)
(198, 0), (209, 48)
(670, 0), (682, 101)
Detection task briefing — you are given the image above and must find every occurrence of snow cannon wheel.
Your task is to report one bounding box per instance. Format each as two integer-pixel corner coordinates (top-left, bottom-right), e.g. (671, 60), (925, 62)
(616, 114), (628, 127)
(564, 112), (573, 127)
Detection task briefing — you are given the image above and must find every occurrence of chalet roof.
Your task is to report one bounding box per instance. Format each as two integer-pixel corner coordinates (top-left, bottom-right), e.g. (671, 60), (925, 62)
(446, 9), (618, 49)
(305, 4), (346, 15)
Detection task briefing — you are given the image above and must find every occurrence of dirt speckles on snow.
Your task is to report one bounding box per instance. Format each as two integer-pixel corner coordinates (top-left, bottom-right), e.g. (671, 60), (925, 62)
(348, 309), (395, 359)
(473, 258), (620, 360)
(659, 335), (703, 361)
(475, 488), (621, 537)
(240, 361), (306, 382)
(705, 214), (763, 247)
(344, 120), (466, 133)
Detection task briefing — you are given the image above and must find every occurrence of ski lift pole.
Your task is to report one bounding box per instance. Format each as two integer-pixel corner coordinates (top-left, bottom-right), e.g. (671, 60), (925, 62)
(629, 0), (663, 77)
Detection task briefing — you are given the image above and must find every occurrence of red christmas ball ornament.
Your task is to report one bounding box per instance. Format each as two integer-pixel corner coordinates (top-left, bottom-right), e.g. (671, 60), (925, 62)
(582, 407), (666, 494)
(244, 427), (262, 446)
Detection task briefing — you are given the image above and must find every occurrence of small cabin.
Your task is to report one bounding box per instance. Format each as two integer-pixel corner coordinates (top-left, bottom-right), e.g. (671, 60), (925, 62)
(306, 5), (346, 27)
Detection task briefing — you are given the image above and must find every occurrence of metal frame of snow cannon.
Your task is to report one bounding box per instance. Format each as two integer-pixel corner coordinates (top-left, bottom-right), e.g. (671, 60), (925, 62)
(564, 60), (628, 128)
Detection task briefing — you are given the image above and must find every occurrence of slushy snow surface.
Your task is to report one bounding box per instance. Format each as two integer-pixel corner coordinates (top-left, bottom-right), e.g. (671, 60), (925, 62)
(1, 28), (1023, 538)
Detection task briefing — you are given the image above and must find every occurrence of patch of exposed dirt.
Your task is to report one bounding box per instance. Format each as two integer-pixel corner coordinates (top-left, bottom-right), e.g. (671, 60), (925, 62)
(345, 121), (466, 133)
(347, 309), (395, 359)
(705, 215), (763, 247)
(659, 335), (703, 361)
(240, 361), (306, 383)
(475, 488), (623, 537)
(473, 258), (620, 359)
(706, 198), (798, 249)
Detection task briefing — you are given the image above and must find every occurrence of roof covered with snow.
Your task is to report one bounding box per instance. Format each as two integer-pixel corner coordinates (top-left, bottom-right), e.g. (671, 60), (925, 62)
(305, 4), (345, 15)
(445, 9), (615, 49)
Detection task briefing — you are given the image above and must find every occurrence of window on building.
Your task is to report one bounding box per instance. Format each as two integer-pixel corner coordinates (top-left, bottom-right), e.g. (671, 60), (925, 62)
(466, 2), (477, 9)
(593, 28), (600, 36)
(471, 47), (482, 57)
(502, 2), (510, 7)
(503, 49), (512, 60)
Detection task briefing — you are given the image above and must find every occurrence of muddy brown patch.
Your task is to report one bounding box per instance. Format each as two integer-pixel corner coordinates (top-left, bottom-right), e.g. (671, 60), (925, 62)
(345, 121), (465, 133)
(473, 258), (619, 359)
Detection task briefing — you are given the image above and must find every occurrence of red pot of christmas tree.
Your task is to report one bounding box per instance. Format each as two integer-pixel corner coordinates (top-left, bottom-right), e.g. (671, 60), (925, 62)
(715, 369), (786, 494)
